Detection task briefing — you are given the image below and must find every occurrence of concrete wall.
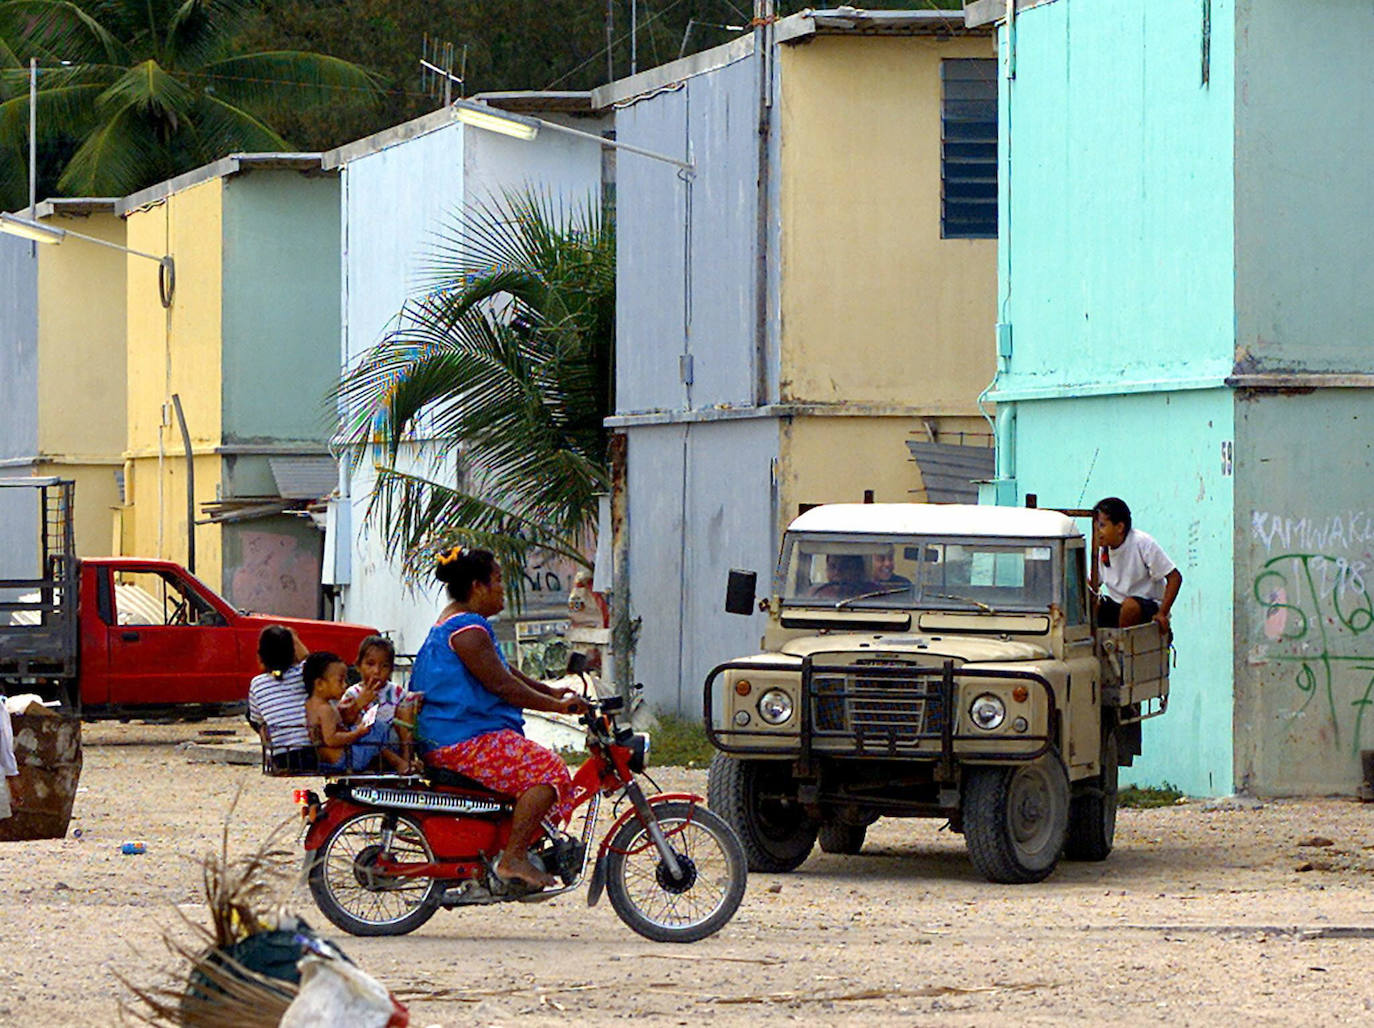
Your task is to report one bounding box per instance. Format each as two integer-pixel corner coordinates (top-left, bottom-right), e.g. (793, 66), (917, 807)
(615, 53), (760, 415)
(1234, 0), (1374, 377)
(0, 236), (40, 578)
(124, 180), (224, 583)
(222, 514), (323, 619)
(0, 235), (38, 463)
(626, 419), (777, 713)
(36, 211), (126, 462)
(779, 415), (926, 518)
(1235, 391), (1374, 794)
(778, 35), (995, 412)
(1014, 389), (1236, 797)
(221, 172), (340, 448)
(993, 0), (1236, 398)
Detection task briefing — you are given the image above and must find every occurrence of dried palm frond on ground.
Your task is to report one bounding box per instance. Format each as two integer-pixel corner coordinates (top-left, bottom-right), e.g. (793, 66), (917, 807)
(116, 787), (307, 1027)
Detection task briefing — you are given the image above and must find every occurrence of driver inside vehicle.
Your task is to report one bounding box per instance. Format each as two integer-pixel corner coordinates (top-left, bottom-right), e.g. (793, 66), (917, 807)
(810, 554), (873, 600)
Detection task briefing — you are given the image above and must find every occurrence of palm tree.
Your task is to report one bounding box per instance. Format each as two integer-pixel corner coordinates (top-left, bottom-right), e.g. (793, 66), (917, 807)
(0, 0), (378, 205)
(337, 188), (614, 608)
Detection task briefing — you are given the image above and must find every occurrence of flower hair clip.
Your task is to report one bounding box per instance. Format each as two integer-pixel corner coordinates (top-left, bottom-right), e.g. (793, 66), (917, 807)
(436, 545), (467, 567)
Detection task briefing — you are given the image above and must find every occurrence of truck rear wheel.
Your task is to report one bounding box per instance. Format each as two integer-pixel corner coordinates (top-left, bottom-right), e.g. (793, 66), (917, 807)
(1065, 727), (1119, 861)
(707, 753), (817, 872)
(963, 755), (1069, 884)
(817, 821), (867, 855)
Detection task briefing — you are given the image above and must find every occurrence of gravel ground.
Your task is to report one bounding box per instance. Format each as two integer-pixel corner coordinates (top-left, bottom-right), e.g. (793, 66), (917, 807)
(2, 719), (1373, 1026)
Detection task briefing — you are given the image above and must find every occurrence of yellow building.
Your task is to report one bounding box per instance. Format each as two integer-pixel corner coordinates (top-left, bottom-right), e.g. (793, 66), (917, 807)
(118, 155), (342, 617)
(0, 199), (126, 558)
(594, 10), (998, 711)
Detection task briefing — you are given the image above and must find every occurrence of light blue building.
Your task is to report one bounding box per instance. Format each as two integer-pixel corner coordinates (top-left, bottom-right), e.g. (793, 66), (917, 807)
(968, 0), (1374, 795)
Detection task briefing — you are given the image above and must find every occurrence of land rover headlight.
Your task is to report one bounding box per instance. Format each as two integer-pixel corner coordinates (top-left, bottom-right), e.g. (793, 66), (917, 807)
(758, 689), (794, 725)
(969, 693), (1006, 731)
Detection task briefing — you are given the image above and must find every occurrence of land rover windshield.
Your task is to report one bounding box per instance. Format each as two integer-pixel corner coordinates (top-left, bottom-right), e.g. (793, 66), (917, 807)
(779, 533), (1058, 612)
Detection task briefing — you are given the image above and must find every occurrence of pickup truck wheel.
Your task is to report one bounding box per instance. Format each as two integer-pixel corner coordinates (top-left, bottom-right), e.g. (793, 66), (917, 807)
(963, 755), (1069, 884)
(707, 753), (817, 872)
(1065, 727), (1119, 861)
(817, 821), (867, 855)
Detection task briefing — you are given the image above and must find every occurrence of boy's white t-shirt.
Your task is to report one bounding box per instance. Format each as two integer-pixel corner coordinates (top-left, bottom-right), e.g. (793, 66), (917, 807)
(1099, 529), (1176, 604)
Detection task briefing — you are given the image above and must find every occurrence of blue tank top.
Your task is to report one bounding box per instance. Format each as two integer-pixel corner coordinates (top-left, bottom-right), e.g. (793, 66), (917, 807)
(411, 612), (524, 750)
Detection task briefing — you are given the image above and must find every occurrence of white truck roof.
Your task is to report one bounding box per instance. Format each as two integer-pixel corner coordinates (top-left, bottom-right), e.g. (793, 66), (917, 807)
(788, 503), (1083, 540)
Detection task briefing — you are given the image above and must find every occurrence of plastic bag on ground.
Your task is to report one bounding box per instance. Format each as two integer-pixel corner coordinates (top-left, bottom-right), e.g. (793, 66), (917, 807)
(279, 953), (407, 1028)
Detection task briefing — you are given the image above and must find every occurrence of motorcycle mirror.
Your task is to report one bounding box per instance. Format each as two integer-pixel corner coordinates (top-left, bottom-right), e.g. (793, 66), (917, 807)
(724, 569), (757, 616)
(566, 651), (590, 675)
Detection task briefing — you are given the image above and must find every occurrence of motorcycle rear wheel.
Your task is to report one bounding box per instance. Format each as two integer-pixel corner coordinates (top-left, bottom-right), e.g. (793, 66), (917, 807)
(307, 811), (441, 936)
(604, 800), (747, 943)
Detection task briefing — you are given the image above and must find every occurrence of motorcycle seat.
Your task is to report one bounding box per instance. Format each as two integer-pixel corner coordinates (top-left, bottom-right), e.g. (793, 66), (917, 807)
(424, 765), (507, 796)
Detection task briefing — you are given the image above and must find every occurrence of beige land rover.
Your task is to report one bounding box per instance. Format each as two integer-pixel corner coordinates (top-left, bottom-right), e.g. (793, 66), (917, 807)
(705, 502), (1170, 884)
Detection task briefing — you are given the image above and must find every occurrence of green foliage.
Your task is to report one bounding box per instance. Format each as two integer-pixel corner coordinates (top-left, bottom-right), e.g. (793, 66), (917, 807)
(337, 187), (614, 610)
(647, 711), (714, 769)
(1118, 781), (1185, 809)
(230, 0), (967, 162)
(0, 0), (379, 206)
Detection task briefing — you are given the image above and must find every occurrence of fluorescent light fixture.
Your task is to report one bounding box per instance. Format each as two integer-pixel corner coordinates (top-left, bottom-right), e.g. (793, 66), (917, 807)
(450, 99), (540, 141)
(450, 98), (696, 174)
(0, 209), (176, 307)
(0, 212), (65, 244)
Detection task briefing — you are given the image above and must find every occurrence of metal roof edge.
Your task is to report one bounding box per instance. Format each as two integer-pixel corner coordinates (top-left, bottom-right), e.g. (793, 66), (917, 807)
(964, 0), (1060, 29)
(777, 8), (985, 44)
(592, 35), (755, 108)
(115, 153), (326, 215)
(321, 107), (454, 169)
(34, 197), (119, 218)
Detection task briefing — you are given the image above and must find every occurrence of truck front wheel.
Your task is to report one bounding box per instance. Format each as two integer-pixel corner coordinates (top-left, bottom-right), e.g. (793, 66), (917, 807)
(707, 753), (817, 872)
(1064, 727), (1119, 861)
(962, 755), (1069, 884)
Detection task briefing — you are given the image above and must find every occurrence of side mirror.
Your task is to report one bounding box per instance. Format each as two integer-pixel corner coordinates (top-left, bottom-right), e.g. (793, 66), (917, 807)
(724, 569), (757, 616)
(566, 651), (590, 675)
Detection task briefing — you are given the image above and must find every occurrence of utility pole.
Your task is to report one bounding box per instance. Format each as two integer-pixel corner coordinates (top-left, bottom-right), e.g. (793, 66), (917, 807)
(630, 0), (638, 75)
(606, 0), (614, 81)
(28, 58), (36, 217)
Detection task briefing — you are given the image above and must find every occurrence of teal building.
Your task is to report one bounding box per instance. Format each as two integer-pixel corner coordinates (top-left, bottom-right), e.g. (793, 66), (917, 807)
(967, 0), (1374, 795)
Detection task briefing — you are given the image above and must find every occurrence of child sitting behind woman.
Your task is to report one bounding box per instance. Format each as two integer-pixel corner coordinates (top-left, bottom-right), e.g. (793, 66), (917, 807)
(337, 636), (422, 769)
(304, 651), (410, 774)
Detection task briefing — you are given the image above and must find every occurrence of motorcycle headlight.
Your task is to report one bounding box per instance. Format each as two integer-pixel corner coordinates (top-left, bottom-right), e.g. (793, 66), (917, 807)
(628, 733), (650, 773)
(757, 688), (794, 725)
(969, 693), (1006, 731)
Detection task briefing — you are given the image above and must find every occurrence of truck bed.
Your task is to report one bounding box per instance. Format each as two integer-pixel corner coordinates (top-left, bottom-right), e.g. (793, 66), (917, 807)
(1098, 623), (1170, 708)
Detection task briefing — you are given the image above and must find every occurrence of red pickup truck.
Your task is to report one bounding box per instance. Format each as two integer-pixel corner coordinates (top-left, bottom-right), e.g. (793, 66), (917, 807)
(1, 480), (376, 718)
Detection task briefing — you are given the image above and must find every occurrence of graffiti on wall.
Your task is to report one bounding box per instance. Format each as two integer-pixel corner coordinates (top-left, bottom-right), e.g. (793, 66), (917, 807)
(229, 530), (321, 621)
(1250, 510), (1374, 753)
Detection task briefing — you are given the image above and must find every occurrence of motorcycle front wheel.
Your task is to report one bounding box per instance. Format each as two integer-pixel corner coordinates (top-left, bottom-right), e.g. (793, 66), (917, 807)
(604, 799), (747, 943)
(307, 811), (441, 936)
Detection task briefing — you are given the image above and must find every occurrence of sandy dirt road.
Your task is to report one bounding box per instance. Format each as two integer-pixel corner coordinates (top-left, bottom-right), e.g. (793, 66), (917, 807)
(2, 719), (1373, 1026)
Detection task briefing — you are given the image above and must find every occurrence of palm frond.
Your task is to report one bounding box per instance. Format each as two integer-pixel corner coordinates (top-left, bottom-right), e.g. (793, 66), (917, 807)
(194, 51), (380, 112)
(339, 187), (613, 603)
(190, 92), (290, 157)
(96, 58), (196, 126)
(164, 0), (253, 68)
(0, 0), (128, 66)
(361, 464), (592, 609)
(55, 104), (164, 194)
(0, 81), (104, 152)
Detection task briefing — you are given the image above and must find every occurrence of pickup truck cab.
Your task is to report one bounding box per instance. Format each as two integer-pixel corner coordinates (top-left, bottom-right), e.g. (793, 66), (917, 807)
(705, 502), (1170, 884)
(4, 556), (376, 718)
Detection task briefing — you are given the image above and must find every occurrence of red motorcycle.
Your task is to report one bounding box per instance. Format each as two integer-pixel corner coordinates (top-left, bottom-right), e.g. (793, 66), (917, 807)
(292, 694), (747, 943)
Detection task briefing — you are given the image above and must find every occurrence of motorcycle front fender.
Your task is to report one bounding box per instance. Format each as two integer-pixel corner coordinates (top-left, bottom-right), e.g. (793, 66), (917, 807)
(595, 792), (704, 859)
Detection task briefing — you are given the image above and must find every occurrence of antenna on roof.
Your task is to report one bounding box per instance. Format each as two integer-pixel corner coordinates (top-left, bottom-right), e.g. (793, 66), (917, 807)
(421, 36), (467, 107)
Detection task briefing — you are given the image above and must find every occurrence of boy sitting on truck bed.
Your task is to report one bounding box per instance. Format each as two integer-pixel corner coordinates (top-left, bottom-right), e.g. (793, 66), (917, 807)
(1092, 497), (1183, 634)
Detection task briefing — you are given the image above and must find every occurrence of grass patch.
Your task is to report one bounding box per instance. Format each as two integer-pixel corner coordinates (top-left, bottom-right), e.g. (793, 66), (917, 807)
(648, 711), (715, 769)
(1119, 781), (1185, 808)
